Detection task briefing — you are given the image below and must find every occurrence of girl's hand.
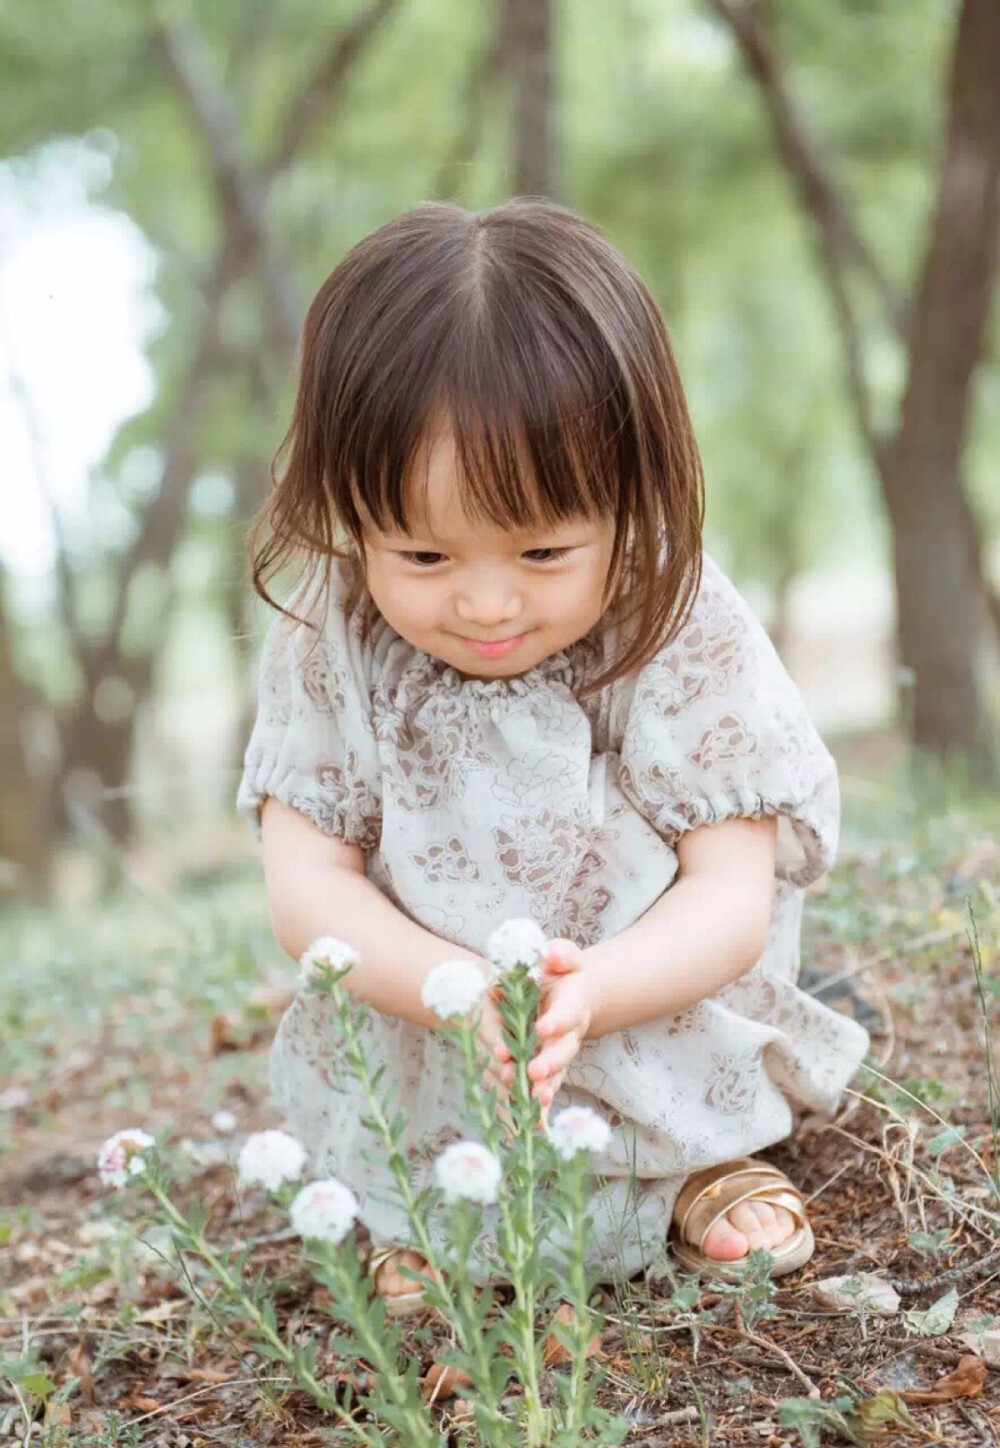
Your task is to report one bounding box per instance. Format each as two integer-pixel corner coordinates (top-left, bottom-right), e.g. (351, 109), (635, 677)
(528, 938), (594, 1109)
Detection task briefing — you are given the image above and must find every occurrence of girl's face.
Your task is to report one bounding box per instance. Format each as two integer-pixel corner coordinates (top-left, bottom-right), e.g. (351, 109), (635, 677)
(359, 424), (616, 681)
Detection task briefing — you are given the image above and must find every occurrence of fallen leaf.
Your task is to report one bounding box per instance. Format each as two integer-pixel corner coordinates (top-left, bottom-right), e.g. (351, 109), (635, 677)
(67, 1342), (95, 1405)
(810, 1273), (900, 1317)
(957, 1328), (1000, 1366)
(850, 1388), (919, 1436)
(175, 1367), (235, 1384)
(134, 1298), (188, 1324)
(901, 1353), (987, 1404)
(421, 1361), (474, 1402)
(118, 1394), (161, 1413)
(543, 1302), (604, 1366)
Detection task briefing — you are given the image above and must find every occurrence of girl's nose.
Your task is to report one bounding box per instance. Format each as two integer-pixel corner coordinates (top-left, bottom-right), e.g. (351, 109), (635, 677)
(455, 583), (523, 627)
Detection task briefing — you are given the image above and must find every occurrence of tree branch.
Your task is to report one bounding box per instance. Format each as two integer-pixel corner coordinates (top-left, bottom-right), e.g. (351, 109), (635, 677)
(151, 7), (301, 353)
(265, 0), (401, 179)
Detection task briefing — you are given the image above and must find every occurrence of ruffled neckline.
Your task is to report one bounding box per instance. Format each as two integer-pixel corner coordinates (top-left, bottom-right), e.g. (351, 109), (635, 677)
(409, 628), (604, 704)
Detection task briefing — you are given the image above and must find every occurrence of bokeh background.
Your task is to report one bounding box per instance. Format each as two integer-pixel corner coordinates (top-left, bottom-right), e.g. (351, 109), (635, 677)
(2, 0), (999, 904)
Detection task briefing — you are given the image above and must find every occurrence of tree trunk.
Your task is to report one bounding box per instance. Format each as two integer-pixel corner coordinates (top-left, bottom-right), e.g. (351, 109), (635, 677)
(878, 0), (1000, 780)
(0, 578), (53, 897)
(498, 0), (558, 198)
(713, 0), (1000, 780)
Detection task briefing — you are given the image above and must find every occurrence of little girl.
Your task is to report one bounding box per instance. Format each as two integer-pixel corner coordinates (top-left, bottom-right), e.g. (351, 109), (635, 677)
(237, 196), (870, 1309)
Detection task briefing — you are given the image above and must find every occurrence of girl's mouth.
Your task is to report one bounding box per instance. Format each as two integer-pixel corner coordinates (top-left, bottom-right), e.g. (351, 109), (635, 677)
(460, 632), (529, 658)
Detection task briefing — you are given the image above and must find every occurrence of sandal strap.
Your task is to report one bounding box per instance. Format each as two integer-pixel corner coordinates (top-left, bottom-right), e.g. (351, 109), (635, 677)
(367, 1245), (413, 1275)
(674, 1158), (807, 1251)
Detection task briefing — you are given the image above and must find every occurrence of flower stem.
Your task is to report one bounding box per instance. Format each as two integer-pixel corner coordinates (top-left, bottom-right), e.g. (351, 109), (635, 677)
(505, 973), (546, 1446)
(146, 1182), (373, 1442)
(332, 985), (510, 1436)
(311, 1244), (441, 1447)
(563, 1155), (591, 1435)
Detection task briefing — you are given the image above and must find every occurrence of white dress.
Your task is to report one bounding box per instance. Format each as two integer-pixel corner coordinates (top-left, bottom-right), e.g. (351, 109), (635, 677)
(237, 551), (870, 1284)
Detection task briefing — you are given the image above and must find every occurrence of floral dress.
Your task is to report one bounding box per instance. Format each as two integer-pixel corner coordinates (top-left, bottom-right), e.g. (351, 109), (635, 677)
(237, 551), (870, 1284)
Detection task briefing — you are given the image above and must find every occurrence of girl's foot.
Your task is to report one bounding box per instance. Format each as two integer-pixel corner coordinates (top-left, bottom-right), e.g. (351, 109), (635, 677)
(670, 1157), (815, 1280)
(701, 1199), (799, 1260)
(370, 1247), (431, 1299)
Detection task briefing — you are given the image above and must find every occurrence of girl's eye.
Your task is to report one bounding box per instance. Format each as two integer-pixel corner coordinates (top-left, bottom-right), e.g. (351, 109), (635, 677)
(523, 547), (572, 563)
(523, 544), (570, 561)
(400, 547), (572, 567)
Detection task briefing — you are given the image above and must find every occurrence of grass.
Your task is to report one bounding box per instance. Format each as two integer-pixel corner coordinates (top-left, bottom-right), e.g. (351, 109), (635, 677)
(2, 736), (1000, 1444)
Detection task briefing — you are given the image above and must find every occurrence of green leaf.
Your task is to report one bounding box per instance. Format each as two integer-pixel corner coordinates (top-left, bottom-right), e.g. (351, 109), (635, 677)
(902, 1284), (959, 1336)
(1, 1357), (56, 1398)
(906, 1227), (950, 1254)
(22, 1371), (57, 1398)
(925, 1123), (967, 1155)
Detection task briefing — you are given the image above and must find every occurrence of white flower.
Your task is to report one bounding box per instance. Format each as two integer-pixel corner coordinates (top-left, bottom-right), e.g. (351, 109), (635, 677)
(486, 918), (547, 983)
(421, 960), (488, 1019)
(289, 1178), (360, 1245)
(299, 936), (361, 988)
(434, 1140), (502, 1205)
(98, 1128), (156, 1189)
(211, 1109), (237, 1135)
(238, 1130), (307, 1191)
(547, 1105), (613, 1161)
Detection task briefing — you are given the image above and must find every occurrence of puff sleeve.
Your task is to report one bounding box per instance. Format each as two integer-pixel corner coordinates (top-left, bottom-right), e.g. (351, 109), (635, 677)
(236, 563), (384, 850)
(617, 553), (838, 887)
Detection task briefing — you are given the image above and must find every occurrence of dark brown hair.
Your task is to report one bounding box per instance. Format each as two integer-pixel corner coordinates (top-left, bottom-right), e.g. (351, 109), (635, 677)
(249, 196), (705, 699)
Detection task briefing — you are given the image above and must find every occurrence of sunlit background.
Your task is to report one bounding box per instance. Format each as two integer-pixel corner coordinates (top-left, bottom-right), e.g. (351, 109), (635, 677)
(2, 0), (999, 903)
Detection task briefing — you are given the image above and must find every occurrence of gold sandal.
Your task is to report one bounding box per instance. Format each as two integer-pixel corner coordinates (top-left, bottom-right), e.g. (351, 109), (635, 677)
(669, 1156), (814, 1282)
(366, 1245), (430, 1318)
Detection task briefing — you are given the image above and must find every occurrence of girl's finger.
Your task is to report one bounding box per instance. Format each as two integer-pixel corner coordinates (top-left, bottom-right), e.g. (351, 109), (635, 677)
(534, 1066), (567, 1105)
(530, 1029), (581, 1078)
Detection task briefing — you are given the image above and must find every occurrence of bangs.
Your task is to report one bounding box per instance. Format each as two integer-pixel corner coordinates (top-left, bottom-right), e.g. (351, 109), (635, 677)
(333, 286), (628, 546)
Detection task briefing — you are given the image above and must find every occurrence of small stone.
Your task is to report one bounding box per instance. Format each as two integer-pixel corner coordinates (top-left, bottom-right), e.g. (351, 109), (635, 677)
(810, 1272), (900, 1316)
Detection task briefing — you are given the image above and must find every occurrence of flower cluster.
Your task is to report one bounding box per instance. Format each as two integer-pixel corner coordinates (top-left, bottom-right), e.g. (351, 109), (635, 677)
(434, 1140), (502, 1205)
(546, 1105), (612, 1161)
(289, 1178), (360, 1245)
(420, 959), (487, 1019)
(97, 1128), (155, 1188)
(485, 918), (547, 983)
(237, 1129), (308, 1191)
(298, 936), (361, 989)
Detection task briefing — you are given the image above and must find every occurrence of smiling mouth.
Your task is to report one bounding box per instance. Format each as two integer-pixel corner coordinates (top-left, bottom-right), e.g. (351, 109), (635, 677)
(458, 631), (530, 654)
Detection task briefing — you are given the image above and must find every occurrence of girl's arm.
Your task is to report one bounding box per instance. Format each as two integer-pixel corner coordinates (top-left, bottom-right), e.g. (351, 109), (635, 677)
(582, 815), (779, 1040)
(261, 796), (484, 1032)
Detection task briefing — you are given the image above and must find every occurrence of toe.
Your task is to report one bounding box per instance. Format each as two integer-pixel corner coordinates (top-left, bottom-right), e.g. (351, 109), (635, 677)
(728, 1201), (772, 1249)
(700, 1216), (750, 1260)
(728, 1200), (799, 1252)
(771, 1204), (798, 1245)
